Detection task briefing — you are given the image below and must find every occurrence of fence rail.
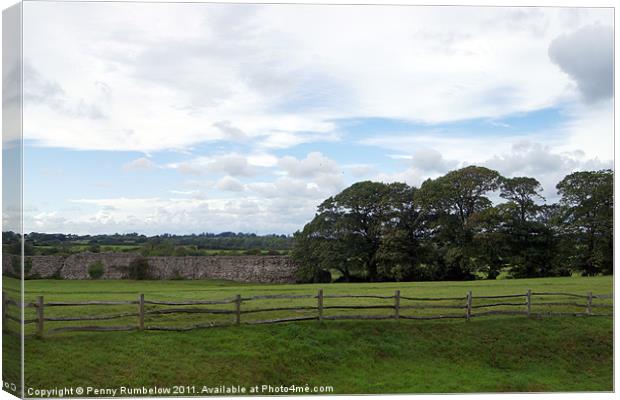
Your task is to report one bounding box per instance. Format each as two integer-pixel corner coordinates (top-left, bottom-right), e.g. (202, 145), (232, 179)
(1, 289), (613, 337)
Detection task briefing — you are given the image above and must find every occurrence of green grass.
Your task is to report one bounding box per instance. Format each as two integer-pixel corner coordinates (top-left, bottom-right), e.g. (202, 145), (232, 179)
(1, 275), (613, 394)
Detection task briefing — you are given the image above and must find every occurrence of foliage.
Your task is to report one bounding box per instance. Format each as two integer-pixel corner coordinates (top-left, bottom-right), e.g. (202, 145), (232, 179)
(49, 268), (63, 280)
(293, 181), (394, 282)
(11, 256), (21, 278)
(16, 231), (294, 256)
(170, 268), (185, 281)
(556, 170), (613, 276)
(294, 166), (613, 282)
(126, 257), (151, 280)
(88, 261), (105, 279)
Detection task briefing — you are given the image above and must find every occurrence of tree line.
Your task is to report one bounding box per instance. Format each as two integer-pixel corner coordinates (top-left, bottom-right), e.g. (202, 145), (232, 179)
(292, 166), (613, 283)
(3, 231), (293, 256)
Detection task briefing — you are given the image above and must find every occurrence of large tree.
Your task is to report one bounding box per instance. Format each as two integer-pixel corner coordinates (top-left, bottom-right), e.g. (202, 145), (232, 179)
(376, 183), (429, 281)
(293, 181), (392, 282)
(556, 169), (613, 275)
(417, 166), (502, 280)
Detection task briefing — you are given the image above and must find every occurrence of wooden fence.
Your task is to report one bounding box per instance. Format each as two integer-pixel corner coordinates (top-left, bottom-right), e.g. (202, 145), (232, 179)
(1, 289), (613, 337)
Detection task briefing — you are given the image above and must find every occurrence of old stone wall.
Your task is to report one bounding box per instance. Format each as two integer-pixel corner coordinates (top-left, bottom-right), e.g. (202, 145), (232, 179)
(2, 253), (298, 283)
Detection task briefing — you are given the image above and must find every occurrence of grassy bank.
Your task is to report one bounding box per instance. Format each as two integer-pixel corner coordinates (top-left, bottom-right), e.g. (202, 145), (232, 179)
(1, 275), (613, 394)
(7, 317), (613, 393)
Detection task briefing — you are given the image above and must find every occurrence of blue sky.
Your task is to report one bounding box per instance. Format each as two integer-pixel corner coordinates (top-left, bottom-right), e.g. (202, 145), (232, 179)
(19, 3), (613, 235)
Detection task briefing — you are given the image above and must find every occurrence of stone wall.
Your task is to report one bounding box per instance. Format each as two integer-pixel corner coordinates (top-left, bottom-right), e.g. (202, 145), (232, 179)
(2, 253), (298, 283)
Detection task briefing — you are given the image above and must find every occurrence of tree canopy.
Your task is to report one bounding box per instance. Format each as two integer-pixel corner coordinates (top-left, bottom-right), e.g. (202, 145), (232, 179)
(293, 166), (613, 282)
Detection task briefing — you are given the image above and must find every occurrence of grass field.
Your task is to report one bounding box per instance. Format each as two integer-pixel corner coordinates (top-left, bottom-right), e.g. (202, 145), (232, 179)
(2, 275), (614, 394)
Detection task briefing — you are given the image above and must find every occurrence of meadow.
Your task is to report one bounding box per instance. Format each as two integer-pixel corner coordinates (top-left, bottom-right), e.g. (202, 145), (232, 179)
(2, 275), (614, 394)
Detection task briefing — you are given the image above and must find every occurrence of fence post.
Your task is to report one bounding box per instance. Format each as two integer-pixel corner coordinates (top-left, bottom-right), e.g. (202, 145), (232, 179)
(138, 294), (145, 330)
(587, 292), (593, 315)
(394, 290), (400, 319)
(235, 295), (241, 325)
(317, 289), (324, 322)
(2, 291), (6, 331)
(526, 289), (532, 317)
(466, 291), (472, 321)
(36, 296), (44, 338)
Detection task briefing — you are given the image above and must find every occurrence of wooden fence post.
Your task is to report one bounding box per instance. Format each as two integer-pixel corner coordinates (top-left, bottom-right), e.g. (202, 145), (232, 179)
(317, 289), (324, 322)
(138, 294), (145, 330)
(587, 292), (593, 315)
(36, 296), (44, 338)
(2, 291), (6, 331)
(466, 291), (472, 321)
(527, 289), (532, 317)
(394, 290), (400, 319)
(235, 295), (241, 325)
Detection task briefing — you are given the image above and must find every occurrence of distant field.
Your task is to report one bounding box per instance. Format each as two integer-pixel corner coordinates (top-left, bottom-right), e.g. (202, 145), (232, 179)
(2, 275), (613, 394)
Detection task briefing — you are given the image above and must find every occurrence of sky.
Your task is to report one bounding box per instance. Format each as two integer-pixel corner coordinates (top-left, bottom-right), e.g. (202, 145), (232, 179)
(20, 2), (613, 235)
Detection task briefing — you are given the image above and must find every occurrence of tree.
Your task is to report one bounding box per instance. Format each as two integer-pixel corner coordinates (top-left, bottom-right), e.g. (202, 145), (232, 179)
(376, 183), (429, 281)
(293, 181), (392, 282)
(292, 209), (363, 283)
(321, 181), (393, 281)
(500, 176), (544, 223)
(420, 166), (501, 227)
(417, 166), (502, 280)
(495, 176), (559, 277)
(556, 169), (613, 275)
(292, 166), (613, 283)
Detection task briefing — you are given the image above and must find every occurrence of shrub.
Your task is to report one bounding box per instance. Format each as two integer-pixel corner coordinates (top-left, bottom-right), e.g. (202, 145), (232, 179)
(88, 261), (105, 279)
(127, 257), (151, 280)
(50, 268), (63, 280)
(11, 256), (21, 278)
(170, 268), (185, 280)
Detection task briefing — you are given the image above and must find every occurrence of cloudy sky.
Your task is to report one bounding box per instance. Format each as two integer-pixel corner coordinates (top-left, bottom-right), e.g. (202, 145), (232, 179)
(21, 2), (613, 235)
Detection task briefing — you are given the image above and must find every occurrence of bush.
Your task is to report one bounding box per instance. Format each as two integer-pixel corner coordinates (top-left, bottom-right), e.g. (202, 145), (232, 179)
(24, 258), (33, 276)
(170, 268), (185, 280)
(127, 257), (151, 280)
(88, 261), (105, 279)
(11, 256), (21, 278)
(50, 268), (63, 280)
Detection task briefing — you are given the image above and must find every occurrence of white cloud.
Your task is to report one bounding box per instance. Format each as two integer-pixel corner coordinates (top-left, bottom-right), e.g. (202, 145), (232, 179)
(410, 148), (459, 173)
(23, 195), (316, 235)
(370, 138), (612, 200)
(556, 100), (614, 161)
(22, 4), (612, 152)
(122, 157), (156, 171)
(246, 153), (278, 168)
(278, 152), (340, 178)
(483, 141), (613, 201)
(212, 121), (249, 142)
(167, 153), (258, 177)
(216, 176), (245, 192)
(18, 4), (614, 236)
